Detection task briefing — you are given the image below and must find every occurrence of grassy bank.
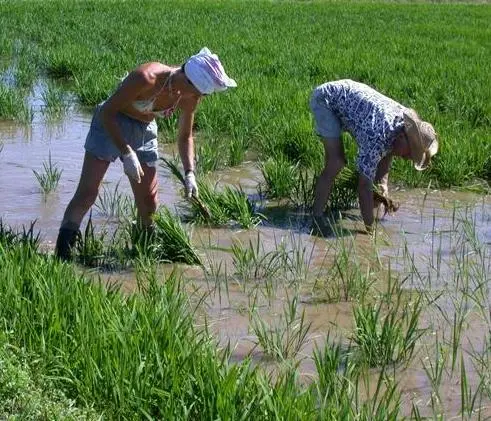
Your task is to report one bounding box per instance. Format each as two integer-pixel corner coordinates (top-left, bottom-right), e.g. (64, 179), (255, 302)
(0, 0), (489, 190)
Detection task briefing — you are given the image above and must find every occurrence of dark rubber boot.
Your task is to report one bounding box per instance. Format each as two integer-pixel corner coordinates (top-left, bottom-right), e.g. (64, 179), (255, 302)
(55, 228), (79, 261)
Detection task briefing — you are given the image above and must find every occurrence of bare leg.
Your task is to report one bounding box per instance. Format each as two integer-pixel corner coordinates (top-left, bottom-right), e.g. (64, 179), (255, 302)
(56, 152), (110, 260)
(312, 138), (346, 217)
(61, 152), (110, 228)
(128, 163), (158, 227)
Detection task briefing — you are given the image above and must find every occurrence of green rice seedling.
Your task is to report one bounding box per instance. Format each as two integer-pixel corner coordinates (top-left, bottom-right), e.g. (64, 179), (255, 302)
(0, 219), (18, 247)
(259, 156), (299, 200)
(313, 334), (353, 403)
(33, 152), (62, 195)
(196, 134), (226, 175)
(41, 80), (70, 119)
(329, 166), (359, 211)
(160, 157), (213, 221)
(320, 242), (374, 303)
(250, 295), (311, 361)
(163, 157), (262, 228)
(275, 230), (316, 286)
(94, 180), (133, 219)
(75, 215), (105, 267)
(231, 232), (281, 284)
(0, 143), (4, 154)
(289, 167), (317, 209)
(151, 206), (201, 265)
(0, 84), (30, 122)
(228, 134), (249, 167)
(220, 185), (262, 229)
(352, 277), (426, 367)
(421, 339), (448, 417)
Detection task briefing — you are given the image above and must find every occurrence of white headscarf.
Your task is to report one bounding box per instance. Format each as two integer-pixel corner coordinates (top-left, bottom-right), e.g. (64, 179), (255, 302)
(184, 47), (237, 95)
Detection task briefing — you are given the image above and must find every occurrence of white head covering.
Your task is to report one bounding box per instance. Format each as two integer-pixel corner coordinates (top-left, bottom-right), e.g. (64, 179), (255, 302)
(183, 47), (237, 95)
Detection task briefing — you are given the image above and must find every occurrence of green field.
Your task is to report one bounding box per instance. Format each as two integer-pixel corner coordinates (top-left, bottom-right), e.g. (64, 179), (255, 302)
(1, 0), (490, 189)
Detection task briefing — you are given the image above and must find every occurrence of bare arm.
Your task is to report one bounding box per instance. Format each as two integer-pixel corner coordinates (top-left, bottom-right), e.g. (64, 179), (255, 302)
(374, 153), (393, 196)
(358, 174), (374, 229)
(177, 97), (199, 172)
(100, 71), (152, 154)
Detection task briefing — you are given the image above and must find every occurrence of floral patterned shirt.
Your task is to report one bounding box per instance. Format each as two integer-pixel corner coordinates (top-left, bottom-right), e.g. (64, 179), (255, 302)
(315, 79), (405, 181)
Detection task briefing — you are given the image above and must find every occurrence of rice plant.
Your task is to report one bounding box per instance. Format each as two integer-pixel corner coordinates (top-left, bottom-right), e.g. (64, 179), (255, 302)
(33, 152), (63, 195)
(250, 295), (312, 361)
(41, 81), (70, 119)
(352, 277), (426, 367)
(195, 134), (226, 174)
(94, 180), (133, 219)
(162, 156), (262, 228)
(231, 232), (282, 284)
(312, 239), (374, 303)
(151, 206), (201, 265)
(259, 156), (299, 200)
(75, 215), (105, 267)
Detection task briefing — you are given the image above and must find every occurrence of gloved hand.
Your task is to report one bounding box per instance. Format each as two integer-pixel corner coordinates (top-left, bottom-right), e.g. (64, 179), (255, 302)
(184, 170), (198, 198)
(122, 147), (144, 183)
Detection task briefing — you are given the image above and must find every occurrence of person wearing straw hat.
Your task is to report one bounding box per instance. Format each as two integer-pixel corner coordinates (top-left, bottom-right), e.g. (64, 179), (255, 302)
(55, 47), (237, 261)
(310, 79), (438, 234)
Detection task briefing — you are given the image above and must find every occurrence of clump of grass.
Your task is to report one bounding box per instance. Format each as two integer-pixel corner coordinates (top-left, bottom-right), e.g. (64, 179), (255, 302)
(151, 206), (201, 265)
(0, 84), (31, 122)
(259, 156), (299, 200)
(75, 215), (105, 267)
(0, 219), (40, 251)
(94, 180), (133, 219)
(352, 277), (426, 367)
(33, 152), (62, 195)
(161, 157), (262, 228)
(329, 166), (359, 211)
(313, 239), (374, 303)
(41, 81), (70, 118)
(0, 335), (98, 420)
(195, 134), (226, 174)
(231, 232), (282, 283)
(251, 295), (312, 361)
(228, 135), (249, 167)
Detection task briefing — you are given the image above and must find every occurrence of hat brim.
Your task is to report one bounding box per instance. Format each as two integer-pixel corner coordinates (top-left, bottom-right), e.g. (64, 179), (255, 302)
(403, 109), (427, 171)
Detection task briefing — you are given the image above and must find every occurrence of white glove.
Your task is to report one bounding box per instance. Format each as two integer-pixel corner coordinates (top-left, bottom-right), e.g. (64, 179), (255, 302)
(122, 147), (144, 183)
(184, 171), (198, 198)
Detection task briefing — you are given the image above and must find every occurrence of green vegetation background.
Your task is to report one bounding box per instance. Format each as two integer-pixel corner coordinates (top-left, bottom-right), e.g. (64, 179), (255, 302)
(1, 0), (490, 185)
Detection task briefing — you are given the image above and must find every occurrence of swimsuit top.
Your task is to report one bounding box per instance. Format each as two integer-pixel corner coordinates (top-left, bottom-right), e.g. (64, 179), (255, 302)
(130, 71), (180, 118)
(132, 98), (178, 118)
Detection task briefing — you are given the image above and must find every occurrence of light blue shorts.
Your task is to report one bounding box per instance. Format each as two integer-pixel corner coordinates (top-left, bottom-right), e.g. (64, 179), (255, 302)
(84, 103), (158, 165)
(310, 90), (342, 140)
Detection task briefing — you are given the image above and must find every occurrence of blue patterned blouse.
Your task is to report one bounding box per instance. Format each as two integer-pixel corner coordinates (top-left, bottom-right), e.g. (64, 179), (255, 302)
(314, 79), (405, 181)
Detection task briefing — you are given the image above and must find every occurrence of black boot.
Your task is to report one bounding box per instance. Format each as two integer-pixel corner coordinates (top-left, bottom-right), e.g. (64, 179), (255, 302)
(55, 227), (79, 261)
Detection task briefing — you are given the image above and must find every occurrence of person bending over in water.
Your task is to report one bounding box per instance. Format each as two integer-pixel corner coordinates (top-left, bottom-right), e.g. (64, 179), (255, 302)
(55, 47), (237, 261)
(310, 79), (438, 234)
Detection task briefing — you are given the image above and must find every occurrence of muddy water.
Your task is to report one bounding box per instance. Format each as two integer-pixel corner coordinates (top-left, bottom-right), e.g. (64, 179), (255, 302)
(1, 100), (490, 418)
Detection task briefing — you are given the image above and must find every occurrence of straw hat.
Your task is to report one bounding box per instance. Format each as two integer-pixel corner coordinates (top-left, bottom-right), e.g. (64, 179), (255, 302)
(403, 108), (438, 171)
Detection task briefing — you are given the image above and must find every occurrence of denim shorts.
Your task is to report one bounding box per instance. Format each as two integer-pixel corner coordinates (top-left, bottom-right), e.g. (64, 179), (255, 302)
(84, 103), (158, 165)
(310, 90), (342, 140)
